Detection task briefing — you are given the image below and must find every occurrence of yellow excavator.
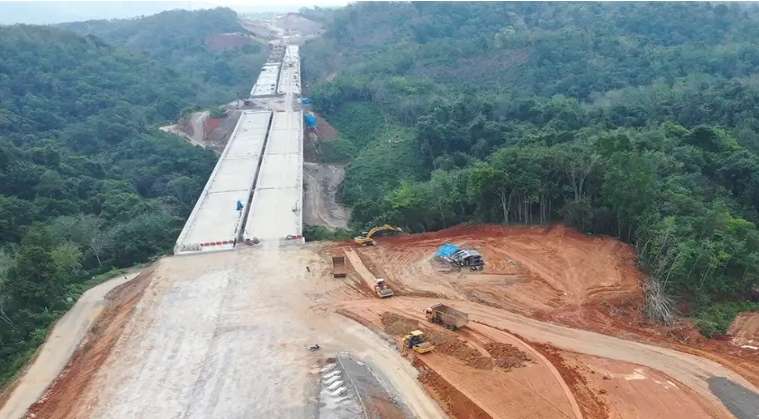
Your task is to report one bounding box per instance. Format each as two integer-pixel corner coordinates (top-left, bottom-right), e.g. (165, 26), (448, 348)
(353, 224), (402, 246)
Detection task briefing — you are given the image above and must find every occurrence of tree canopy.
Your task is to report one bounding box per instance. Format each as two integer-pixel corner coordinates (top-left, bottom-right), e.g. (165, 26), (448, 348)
(0, 20), (224, 384)
(303, 2), (759, 335)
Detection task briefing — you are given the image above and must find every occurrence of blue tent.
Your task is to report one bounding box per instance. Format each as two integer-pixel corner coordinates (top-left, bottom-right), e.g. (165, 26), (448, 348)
(436, 243), (460, 258)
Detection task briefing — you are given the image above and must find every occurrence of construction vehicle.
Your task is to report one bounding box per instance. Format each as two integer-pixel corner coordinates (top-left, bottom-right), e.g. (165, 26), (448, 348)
(373, 278), (394, 298)
(332, 255), (346, 278)
(402, 330), (435, 354)
(425, 304), (469, 330)
(450, 249), (485, 271)
(436, 244), (485, 271)
(353, 224), (403, 246)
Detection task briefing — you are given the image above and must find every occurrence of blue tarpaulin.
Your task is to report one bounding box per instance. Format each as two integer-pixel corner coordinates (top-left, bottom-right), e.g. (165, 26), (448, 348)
(436, 243), (460, 258)
(305, 112), (317, 128)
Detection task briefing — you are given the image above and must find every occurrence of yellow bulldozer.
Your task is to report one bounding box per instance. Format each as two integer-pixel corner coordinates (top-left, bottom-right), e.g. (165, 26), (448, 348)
(402, 330), (435, 354)
(354, 224), (403, 246)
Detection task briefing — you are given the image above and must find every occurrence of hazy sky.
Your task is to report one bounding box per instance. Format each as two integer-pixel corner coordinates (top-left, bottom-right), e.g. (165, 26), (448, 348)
(0, 0), (350, 24)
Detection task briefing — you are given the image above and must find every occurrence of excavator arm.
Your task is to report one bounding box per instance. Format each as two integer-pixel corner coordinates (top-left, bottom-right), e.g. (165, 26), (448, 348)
(354, 224), (403, 246)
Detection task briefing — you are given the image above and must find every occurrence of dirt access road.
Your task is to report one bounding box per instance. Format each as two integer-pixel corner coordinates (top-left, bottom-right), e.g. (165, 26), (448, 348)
(303, 162), (351, 229)
(341, 297), (758, 418)
(27, 244), (443, 419)
(0, 272), (141, 419)
(335, 225), (759, 418)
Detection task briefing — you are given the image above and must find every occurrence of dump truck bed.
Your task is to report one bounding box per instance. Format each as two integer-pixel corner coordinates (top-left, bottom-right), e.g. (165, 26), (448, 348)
(332, 256), (346, 278)
(429, 304), (469, 329)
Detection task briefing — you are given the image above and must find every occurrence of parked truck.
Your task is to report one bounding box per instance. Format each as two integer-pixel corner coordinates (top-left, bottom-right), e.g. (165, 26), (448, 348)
(435, 244), (485, 271)
(450, 249), (485, 271)
(332, 255), (346, 278)
(425, 304), (469, 330)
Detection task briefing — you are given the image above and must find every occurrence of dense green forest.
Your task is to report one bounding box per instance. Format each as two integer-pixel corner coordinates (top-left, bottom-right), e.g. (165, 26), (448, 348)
(59, 8), (267, 107)
(302, 3), (759, 335)
(0, 16), (237, 384)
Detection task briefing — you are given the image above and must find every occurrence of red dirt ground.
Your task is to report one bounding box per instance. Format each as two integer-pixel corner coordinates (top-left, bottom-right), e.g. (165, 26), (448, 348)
(729, 312), (759, 348)
(25, 270), (153, 419)
(331, 223), (759, 418)
(563, 350), (727, 418)
(355, 224), (759, 387)
(361, 224), (643, 322)
(344, 302), (581, 419)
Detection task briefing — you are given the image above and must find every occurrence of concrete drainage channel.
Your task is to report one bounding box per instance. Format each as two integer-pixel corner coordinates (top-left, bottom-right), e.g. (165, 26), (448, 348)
(319, 353), (414, 419)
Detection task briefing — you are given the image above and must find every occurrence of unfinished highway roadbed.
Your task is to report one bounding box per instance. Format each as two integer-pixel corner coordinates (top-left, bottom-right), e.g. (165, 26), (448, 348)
(174, 110), (271, 253)
(16, 224), (759, 419)
(24, 245), (443, 419)
(243, 110), (303, 241)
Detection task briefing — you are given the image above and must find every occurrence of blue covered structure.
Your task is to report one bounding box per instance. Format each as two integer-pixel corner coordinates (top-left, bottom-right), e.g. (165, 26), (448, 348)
(436, 243), (460, 258)
(304, 112), (317, 129)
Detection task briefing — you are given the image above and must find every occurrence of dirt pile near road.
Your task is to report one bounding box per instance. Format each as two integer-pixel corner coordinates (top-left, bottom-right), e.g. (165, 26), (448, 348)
(482, 342), (531, 371)
(380, 311), (492, 369)
(425, 329), (493, 370)
(27, 269), (153, 419)
(381, 311), (419, 336)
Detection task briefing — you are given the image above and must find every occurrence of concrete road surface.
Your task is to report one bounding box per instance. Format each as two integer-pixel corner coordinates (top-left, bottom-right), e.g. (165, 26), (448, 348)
(62, 246), (444, 418)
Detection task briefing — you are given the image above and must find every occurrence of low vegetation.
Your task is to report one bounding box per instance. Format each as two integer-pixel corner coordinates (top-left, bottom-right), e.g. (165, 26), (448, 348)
(302, 3), (759, 334)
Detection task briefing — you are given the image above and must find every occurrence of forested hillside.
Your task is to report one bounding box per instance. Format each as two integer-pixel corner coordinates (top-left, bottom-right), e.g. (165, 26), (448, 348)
(0, 24), (217, 384)
(60, 8), (267, 106)
(302, 3), (759, 334)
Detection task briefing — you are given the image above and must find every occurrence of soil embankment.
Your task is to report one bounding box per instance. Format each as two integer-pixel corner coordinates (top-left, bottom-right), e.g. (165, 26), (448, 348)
(0, 271), (143, 419)
(729, 312), (759, 348)
(303, 162), (351, 229)
(25, 270), (152, 419)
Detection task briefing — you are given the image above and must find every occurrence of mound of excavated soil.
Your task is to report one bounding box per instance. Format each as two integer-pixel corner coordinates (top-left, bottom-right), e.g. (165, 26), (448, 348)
(381, 312), (419, 336)
(482, 342), (531, 371)
(380, 312), (492, 369)
(425, 329), (493, 370)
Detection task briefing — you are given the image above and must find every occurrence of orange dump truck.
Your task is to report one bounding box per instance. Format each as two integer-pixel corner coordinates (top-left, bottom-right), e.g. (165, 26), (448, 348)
(425, 304), (469, 330)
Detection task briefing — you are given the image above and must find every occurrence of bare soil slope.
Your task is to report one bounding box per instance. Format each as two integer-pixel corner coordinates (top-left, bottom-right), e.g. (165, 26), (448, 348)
(363, 224), (642, 325)
(729, 313), (759, 348)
